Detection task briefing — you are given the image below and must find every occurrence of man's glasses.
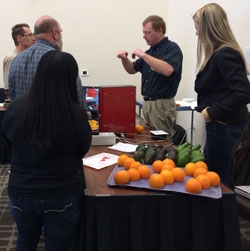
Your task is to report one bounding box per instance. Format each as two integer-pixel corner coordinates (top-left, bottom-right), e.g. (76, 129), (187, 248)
(21, 33), (34, 37)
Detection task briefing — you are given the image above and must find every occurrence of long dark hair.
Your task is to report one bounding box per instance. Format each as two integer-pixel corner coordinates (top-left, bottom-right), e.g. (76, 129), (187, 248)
(19, 50), (80, 152)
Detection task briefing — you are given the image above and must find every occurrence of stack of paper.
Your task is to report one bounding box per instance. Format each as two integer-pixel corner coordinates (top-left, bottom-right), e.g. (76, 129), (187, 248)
(234, 186), (250, 199)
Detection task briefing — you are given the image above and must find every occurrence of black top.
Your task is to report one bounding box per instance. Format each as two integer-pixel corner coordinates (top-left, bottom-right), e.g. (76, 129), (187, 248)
(133, 37), (183, 97)
(1, 97), (92, 199)
(195, 47), (250, 125)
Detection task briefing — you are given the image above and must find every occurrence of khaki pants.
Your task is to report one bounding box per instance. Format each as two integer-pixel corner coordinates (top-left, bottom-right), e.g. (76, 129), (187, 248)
(142, 98), (176, 139)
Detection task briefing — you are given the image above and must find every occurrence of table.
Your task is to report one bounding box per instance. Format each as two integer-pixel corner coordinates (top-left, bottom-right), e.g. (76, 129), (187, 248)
(76, 128), (243, 251)
(0, 106), (242, 251)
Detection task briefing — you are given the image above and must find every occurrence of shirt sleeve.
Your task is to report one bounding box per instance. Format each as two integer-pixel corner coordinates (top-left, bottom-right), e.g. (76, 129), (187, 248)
(3, 56), (14, 90)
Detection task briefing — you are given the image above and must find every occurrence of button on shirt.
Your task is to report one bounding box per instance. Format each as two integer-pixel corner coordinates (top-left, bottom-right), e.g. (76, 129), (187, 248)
(133, 37), (183, 97)
(8, 39), (84, 104)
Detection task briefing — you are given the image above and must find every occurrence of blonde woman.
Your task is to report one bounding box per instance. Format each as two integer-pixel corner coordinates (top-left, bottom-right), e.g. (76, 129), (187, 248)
(193, 3), (250, 187)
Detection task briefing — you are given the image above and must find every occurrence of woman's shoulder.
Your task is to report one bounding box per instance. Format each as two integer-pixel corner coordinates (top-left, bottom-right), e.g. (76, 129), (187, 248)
(214, 46), (241, 57)
(212, 47), (243, 65)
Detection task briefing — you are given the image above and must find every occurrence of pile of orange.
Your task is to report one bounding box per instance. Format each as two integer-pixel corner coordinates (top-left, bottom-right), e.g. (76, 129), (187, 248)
(184, 160), (220, 194)
(152, 158), (176, 173)
(115, 154), (141, 184)
(115, 154), (221, 195)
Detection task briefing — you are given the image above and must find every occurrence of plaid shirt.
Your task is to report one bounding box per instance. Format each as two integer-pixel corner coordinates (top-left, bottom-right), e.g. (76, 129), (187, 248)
(8, 39), (84, 104)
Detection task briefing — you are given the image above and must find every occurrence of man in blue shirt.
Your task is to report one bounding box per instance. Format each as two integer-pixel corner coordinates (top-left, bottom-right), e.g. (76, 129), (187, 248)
(9, 15), (84, 104)
(117, 15), (183, 139)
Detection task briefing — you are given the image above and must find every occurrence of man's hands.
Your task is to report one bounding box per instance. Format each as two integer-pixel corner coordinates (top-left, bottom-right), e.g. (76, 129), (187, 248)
(116, 50), (137, 74)
(117, 50), (129, 59)
(117, 49), (144, 60)
(131, 48), (145, 59)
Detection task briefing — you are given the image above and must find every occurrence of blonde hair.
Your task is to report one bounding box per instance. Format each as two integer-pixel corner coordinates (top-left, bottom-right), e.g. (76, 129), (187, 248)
(193, 3), (249, 74)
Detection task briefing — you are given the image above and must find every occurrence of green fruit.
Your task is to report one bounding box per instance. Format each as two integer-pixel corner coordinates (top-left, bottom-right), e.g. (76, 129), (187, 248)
(191, 144), (201, 151)
(144, 149), (156, 164)
(190, 153), (205, 163)
(176, 142), (190, 152)
(190, 150), (201, 159)
(177, 150), (190, 167)
(155, 149), (166, 161)
(136, 144), (147, 152)
(166, 148), (177, 164)
(134, 150), (145, 162)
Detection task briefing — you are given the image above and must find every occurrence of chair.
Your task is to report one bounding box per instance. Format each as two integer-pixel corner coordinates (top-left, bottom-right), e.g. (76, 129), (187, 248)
(136, 100), (142, 117)
(0, 88), (5, 103)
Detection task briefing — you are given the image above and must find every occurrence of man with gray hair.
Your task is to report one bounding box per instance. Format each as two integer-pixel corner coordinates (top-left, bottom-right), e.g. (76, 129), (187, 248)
(9, 16), (84, 104)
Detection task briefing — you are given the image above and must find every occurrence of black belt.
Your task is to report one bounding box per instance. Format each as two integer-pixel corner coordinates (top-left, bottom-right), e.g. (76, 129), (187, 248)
(143, 96), (172, 101)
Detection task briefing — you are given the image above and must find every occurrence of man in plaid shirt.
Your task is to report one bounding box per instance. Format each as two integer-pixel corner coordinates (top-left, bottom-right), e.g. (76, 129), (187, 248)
(8, 15), (84, 105)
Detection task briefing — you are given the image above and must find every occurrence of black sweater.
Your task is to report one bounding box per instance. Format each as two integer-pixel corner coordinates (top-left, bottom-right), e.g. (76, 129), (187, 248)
(195, 47), (250, 125)
(1, 97), (92, 199)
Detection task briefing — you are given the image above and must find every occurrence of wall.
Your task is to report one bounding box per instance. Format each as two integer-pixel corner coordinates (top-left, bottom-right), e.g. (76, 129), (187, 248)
(1, 0), (250, 147)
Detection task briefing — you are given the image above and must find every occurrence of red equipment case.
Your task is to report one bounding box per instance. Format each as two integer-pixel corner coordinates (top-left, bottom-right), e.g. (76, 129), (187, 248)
(98, 85), (136, 134)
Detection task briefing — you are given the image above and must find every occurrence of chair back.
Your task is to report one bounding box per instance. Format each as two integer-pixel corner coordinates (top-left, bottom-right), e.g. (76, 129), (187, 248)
(0, 88), (5, 103)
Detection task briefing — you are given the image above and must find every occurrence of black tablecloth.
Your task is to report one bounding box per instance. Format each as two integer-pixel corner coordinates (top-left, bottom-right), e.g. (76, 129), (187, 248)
(75, 192), (242, 251)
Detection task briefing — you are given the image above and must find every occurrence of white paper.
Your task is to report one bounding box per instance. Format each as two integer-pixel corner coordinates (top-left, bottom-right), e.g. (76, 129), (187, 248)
(235, 185), (250, 199)
(176, 100), (197, 109)
(108, 142), (138, 153)
(150, 130), (168, 135)
(83, 152), (119, 170)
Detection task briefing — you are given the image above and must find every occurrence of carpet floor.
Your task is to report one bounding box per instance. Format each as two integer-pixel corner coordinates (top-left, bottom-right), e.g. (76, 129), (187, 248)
(1, 164), (250, 251)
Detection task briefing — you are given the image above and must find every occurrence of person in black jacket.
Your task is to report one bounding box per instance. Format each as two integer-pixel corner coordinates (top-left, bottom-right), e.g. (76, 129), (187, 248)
(1, 50), (92, 250)
(192, 3), (250, 186)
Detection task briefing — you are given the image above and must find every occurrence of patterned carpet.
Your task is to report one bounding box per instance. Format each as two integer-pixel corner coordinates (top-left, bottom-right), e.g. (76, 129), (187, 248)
(1, 164), (250, 251)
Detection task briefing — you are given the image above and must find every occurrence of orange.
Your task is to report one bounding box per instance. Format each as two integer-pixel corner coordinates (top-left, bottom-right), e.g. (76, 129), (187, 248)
(161, 163), (174, 171)
(163, 158), (176, 168)
(184, 162), (197, 176)
(152, 160), (164, 173)
(193, 167), (207, 178)
(160, 169), (174, 185)
(117, 154), (129, 166)
(196, 174), (211, 189)
(127, 168), (140, 181)
(206, 171), (220, 187)
(129, 161), (142, 170)
(135, 124), (144, 134)
(149, 174), (164, 189)
(138, 165), (151, 179)
(195, 161), (208, 171)
(171, 167), (185, 182)
(114, 170), (130, 184)
(123, 157), (135, 170)
(185, 178), (202, 194)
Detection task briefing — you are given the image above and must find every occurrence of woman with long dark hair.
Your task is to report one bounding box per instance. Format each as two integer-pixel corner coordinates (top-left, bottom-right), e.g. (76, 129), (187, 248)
(2, 50), (92, 250)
